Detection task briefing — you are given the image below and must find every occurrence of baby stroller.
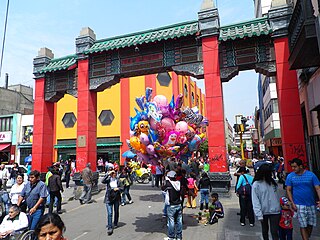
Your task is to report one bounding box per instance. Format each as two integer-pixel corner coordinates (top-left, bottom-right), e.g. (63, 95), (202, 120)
(135, 167), (150, 184)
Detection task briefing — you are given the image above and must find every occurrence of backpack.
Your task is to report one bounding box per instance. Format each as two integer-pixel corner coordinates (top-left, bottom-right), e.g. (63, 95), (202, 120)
(236, 175), (252, 196)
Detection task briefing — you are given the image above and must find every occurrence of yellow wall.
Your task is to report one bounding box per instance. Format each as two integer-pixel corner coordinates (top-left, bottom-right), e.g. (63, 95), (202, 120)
(97, 83), (121, 137)
(129, 76), (146, 117)
(55, 94), (78, 140)
(190, 80), (196, 108)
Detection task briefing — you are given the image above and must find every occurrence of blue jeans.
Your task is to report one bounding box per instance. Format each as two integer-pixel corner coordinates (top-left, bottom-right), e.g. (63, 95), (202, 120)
(200, 189), (209, 204)
(167, 205), (182, 239)
(106, 201), (120, 230)
(28, 208), (44, 230)
(80, 184), (92, 203)
(121, 186), (132, 204)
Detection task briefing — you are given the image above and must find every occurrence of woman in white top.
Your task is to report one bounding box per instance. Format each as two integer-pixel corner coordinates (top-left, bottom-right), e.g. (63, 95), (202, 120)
(0, 205), (28, 238)
(9, 174), (26, 205)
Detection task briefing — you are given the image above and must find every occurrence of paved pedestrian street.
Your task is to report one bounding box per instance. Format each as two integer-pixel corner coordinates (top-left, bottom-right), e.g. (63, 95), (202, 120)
(58, 171), (320, 240)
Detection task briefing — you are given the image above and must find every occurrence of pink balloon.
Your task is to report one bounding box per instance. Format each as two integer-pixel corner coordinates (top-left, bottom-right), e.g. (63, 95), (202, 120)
(175, 121), (188, 134)
(161, 117), (175, 132)
(153, 95), (168, 107)
(149, 118), (158, 130)
(140, 133), (150, 145)
(146, 144), (155, 155)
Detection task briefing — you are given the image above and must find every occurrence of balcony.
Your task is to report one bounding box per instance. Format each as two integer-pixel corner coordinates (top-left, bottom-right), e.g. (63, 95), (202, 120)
(288, 0), (320, 69)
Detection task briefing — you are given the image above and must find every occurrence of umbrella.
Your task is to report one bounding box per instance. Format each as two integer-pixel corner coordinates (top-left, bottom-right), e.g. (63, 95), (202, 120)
(122, 150), (136, 159)
(24, 155), (32, 164)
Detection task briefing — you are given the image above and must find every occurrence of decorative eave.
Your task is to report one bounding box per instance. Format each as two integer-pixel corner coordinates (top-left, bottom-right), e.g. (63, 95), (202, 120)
(37, 54), (77, 74)
(219, 17), (272, 41)
(85, 20), (199, 54)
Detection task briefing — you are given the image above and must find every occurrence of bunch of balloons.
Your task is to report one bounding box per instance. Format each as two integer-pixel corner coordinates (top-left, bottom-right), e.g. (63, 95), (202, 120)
(128, 87), (208, 163)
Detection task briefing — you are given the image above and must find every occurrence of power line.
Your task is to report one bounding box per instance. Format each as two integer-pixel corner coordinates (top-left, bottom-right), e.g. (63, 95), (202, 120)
(0, 0), (10, 78)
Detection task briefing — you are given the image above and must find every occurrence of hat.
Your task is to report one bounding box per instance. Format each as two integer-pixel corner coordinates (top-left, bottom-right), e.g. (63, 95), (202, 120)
(280, 197), (289, 205)
(167, 171), (176, 178)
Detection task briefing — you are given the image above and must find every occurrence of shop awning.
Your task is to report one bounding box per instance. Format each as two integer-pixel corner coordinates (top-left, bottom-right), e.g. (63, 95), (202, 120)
(54, 142), (122, 149)
(0, 143), (10, 151)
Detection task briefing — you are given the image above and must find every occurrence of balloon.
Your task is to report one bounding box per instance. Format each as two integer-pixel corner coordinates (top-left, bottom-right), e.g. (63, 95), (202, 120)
(175, 94), (183, 109)
(161, 117), (175, 132)
(146, 144), (156, 156)
(145, 87), (153, 102)
(130, 109), (142, 131)
(148, 128), (159, 143)
(149, 117), (158, 130)
(188, 134), (202, 152)
(155, 123), (166, 140)
(176, 134), (187, 144)
(130, 136), (141, 151)
(140, 133), (150, 145)
(153, 95), (168, 107)
(146, 102), (162, 122)
(162, 130), (179, 147)
(159, 105), (170, 117)
(185, 126), (196, 140)
(137, 152), (149, 163)
(175, 121), (188, 134)
(135, 96), (145, 111)
(183, 107), (204, 126)
(137, 121), (150, 135)
(169, 95), (175, 110)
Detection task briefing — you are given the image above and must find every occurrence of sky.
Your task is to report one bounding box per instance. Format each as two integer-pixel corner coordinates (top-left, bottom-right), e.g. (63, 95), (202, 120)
(0, 0), (258, 126)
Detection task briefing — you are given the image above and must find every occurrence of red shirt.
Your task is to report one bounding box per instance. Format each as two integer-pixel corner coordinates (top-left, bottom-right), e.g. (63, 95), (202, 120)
(151, 165), (156, 174)
(279, 209), (294, 229)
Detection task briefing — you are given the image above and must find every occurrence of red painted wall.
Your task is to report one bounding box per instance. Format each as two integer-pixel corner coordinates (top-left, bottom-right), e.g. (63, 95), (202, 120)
(32, 77), (54, 172)
(76, 59), (97, 171)
(274, 37), (307, 172)
(202, 36), (227, 172)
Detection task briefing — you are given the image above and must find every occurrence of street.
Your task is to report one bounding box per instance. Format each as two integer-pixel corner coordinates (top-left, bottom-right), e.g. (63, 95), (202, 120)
(56, 171), (320, 240)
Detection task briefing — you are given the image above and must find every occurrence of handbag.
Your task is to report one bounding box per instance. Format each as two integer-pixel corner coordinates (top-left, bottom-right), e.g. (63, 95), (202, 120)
(237, 175), (252, 196)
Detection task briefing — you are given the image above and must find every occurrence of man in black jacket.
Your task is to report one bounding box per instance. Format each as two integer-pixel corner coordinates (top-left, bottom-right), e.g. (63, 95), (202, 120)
(48, 169), (63, 214)
(162, 171), (183, 240)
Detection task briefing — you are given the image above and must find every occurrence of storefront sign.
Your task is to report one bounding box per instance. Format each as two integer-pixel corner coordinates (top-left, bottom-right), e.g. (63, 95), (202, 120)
(260, 144), (265, 152)
(0, 131), (12, 143)
(271, 138), (282, 146)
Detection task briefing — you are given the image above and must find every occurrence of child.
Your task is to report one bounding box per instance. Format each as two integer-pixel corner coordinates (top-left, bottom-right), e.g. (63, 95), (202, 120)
(208, 192), (224, 224)
(279, 197), (294, 240)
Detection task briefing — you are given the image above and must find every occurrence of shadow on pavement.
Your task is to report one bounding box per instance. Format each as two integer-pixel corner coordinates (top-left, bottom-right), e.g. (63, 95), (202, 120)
(133, 212), (200, 234)
(139, 194), (163, 202)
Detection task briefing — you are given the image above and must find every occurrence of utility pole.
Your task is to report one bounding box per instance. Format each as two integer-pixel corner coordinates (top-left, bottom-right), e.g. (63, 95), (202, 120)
(235, 114), (245, 160)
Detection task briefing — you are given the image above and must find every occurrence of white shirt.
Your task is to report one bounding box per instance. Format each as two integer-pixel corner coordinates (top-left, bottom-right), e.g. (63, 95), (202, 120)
(0, 169), (9, 180)
(0, 212), (28, 233)
(9, 182), (26, 205)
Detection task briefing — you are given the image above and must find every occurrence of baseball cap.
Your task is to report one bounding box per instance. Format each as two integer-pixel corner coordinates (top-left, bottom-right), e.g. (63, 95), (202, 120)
(167, 170), (176, 178)
(280, 197), (289, 205)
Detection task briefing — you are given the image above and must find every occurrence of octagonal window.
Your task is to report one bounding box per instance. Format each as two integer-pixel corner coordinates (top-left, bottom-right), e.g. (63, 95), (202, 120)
(62, 112), (77, 128)
(99, 110), (115, 126)
(157, 72), (171, 86)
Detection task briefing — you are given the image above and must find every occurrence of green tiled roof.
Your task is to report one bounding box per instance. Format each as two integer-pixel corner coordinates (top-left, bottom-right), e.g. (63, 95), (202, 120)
(38, 54), (77, 73)
(219, 17), (272, 41)
(86, 20), (199, 53)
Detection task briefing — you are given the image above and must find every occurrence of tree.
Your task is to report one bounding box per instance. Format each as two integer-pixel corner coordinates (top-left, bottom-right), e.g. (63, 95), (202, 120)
(198, 139), (208, 156)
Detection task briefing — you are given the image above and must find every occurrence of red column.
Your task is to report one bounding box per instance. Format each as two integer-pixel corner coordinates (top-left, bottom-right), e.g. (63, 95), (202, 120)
(32, 77), (54, 172)
(172, 72), (179, 97)
(120, 78), (130, 166)
(274, 37), (307, 171)
(76, 59), (97, 171)
(202, 36), (227, 172)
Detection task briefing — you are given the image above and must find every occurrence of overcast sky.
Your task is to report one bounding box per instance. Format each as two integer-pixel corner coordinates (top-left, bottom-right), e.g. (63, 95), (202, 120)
(0, 0), (258, 126)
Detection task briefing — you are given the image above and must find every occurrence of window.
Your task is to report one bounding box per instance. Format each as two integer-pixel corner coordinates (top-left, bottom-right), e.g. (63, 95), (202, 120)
(62, 113), (77, 128)
(99, 110), (115, 126)
(0, 117), (12, 132)
(191, 92), (195, 104)
(157, 72), (171, 86)
(22, 126), (33, 143)
(184, 84), (188, 97)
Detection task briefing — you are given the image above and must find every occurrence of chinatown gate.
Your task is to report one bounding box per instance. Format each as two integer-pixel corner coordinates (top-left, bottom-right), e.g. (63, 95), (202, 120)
(32, 0), (307, 190)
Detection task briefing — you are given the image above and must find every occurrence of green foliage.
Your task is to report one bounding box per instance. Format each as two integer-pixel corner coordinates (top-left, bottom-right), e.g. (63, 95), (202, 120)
(198, 139), (208, 156)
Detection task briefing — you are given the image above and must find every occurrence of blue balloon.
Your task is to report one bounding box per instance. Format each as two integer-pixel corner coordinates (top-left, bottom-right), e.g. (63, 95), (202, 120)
(130, 108), (142, 130)
(169, 95), (175, 110)
(145, 87), (153, 102)
(135, 96), (145, 111)
(148, 129), (159, 143)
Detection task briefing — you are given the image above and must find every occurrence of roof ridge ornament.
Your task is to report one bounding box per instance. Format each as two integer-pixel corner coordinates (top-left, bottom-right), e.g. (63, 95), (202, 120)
(198, 0), (220, 37)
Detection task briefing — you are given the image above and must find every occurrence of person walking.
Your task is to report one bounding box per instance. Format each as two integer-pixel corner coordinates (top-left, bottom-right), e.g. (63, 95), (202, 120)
(186, 172), (197, 208)
(102, 170), (123, 236)
(252, 164), (281, 240)
(286, 158), (320, 240)
(79, 163), (93, 204)
(236, 167), (255, 227)
(64, 159), (71, 189)
(0, 164), (9, 190)
(119, 167), (133, 206)
(162, 170), (183, 240)
(17, 170), (48, 230)
(9, 163), (21, 185)
(48, 169), (63, 214)
(197, 172), (211, 212)
(155, 161), (164, 188)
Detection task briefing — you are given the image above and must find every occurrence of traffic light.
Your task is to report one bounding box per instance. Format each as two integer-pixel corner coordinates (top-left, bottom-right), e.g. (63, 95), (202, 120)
(241, 117), (249, 132)
(233, 124), (240, 133)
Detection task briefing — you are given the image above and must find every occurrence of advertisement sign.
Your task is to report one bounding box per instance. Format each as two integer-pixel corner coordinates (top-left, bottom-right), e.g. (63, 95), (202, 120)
(246, 139), (253, 151)
(259, 144), (265, 152)
(0, 131), (12, 143)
